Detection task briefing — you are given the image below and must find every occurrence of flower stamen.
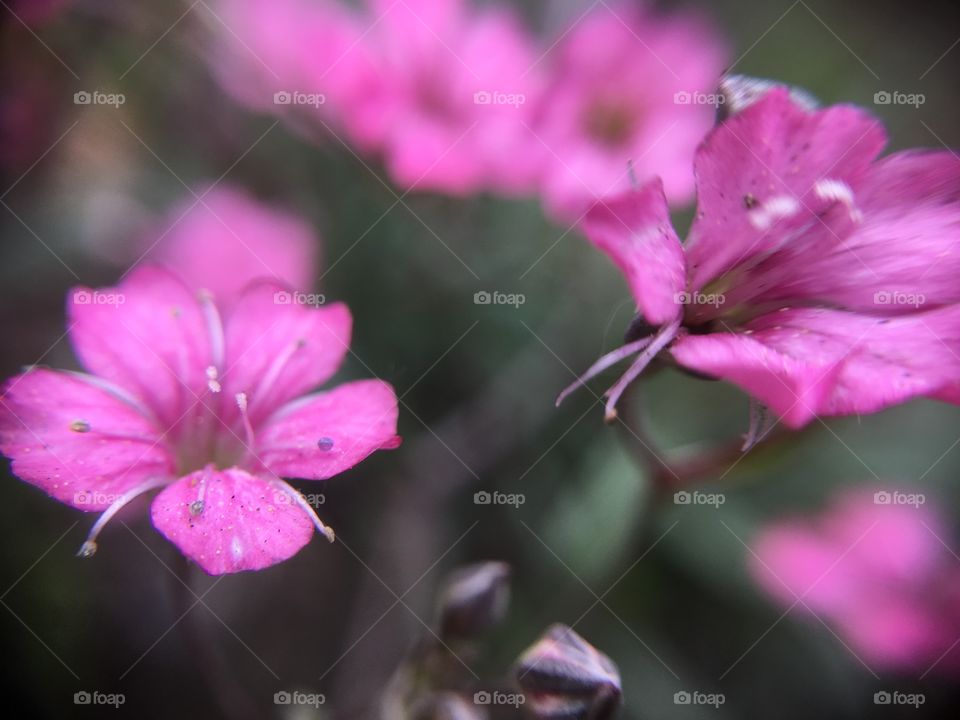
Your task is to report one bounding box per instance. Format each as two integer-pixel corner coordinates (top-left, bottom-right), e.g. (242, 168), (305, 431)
(77, 476), (170, 557)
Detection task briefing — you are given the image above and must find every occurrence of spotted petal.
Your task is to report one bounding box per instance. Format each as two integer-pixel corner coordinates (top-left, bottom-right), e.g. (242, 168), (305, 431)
(150, 466), (314, 575)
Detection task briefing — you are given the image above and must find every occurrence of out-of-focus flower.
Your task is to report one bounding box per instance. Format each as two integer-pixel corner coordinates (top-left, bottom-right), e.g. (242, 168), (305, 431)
(140, 184), (319, 310)
(209, 0), (379, 144)
(513, 624), (621, 720)
(532, 2), (727, 222)
(750, 488), (960, 673)
(208, 0), (543, 195)
(560, 85), (960, 430)
(356, 0), (543, 194)
(0, 267), (400, 574)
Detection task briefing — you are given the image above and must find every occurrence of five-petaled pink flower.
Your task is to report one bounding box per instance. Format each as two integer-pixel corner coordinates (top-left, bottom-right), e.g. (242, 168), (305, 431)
(750, 488), (960, 674)
(560, 84), (960, 433)
(532, 2), (727, 222)
(0, 267), (400, 574)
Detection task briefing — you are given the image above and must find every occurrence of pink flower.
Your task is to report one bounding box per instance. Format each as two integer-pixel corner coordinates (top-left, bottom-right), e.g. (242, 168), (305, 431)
(140, 184), (320, 310)
(355, 0), (544, 194)
(560, 84), (960, 430)
(0, 267), (400, 574)
(750, 489), (960, 673)
(209, 0), (380, 145)
(532, 2), (727, 221)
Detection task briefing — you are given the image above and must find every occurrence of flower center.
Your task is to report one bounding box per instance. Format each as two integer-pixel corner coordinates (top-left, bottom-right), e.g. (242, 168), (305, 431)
(583, 97), (637, 147)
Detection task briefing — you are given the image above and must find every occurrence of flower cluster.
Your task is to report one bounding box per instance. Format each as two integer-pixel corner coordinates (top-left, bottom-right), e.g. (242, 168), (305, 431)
(208, 0), (727, 221)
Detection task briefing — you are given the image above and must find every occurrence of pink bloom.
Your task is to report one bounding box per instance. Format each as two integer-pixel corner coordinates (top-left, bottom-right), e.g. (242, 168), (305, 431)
(140, 184), (320, 310)
(0, 267), (400, 574)
(750, 489), (960, 673)
(532, 2), (727, 221)
(561, 83), (960, 430)
(209, 0), (380, 145)
(355, 0), (544, 194)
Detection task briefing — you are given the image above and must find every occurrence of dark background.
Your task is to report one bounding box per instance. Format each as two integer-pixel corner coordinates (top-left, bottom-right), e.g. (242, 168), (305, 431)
(2, 0), (959, 718)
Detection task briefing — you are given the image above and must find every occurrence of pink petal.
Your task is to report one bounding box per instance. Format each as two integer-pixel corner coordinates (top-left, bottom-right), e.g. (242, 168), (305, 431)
(581, 179), (686, 325)
(150, 466), (314, 575)
(670, 326), (841, 428)
(765, 151), (960, 312)
(68, 266), (214, 432)
(257, 380), (400, 480)
(142, 185), (319, 310)
(686, 88), (886, 289)
(221, 282), (352, 426)
(0, 369), (173, 510)
(672, 306), (960, 426)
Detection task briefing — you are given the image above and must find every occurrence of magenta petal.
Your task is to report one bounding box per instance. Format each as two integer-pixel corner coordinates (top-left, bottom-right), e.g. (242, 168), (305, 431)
(221, 283), (352, 425)
(670, 330), (841, 428)
(686, 88), (886, 289)
(673, 306), (960, 427)
(0, 369), (174, 510)
(151, 467), (314, 575)
(68, 266), (213, 430)
(745, 151), (960, 313)
(581, 179), (686, 325)
(257, 379), (400, 481)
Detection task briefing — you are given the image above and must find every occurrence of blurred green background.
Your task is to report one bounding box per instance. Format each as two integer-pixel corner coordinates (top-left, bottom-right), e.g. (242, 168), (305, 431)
(2, 0), (959, 718)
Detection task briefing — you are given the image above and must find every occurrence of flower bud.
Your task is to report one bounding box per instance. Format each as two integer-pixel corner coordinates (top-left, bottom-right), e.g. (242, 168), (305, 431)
(513, 625), (621, 720)
(437, 561), (511, 640)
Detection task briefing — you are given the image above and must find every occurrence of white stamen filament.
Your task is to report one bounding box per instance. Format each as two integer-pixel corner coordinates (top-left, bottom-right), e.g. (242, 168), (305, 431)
(556, 335), (655, 407)
(249, 338), (305, 417)
(272, 478), (335, 542)
(78, 476), (170, 557)
(235, 392), (256, 452)
(603, 319), (681, 422)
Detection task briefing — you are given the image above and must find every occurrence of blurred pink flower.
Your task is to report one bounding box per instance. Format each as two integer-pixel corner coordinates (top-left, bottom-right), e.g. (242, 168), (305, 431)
(532, 2), (727, 221)
(355, 0), (544, 194)
(140, 185), (319, 310)
(209, 0), (379, 144)
(561, 86), (960, 427)
(750, 489), (960, 673)
(0, 267), (400, 574)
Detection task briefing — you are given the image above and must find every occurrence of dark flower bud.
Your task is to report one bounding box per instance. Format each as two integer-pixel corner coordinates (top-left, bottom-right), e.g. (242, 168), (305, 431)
(437, 561), (511, 640)
(513, 625), (621, 720)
